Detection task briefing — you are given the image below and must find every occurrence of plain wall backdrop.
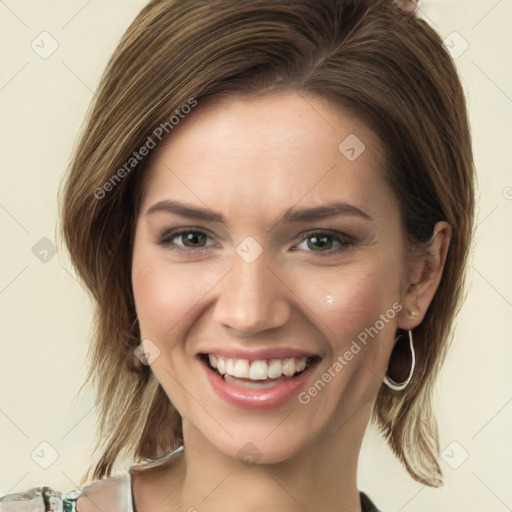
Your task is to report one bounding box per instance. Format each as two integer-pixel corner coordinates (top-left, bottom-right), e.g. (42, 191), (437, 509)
(1, 1), (511, 510)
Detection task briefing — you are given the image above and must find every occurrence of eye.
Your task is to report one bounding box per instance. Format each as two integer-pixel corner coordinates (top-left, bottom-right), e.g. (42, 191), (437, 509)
(294, 230), (352, 255)
(158, 229), (217, 252)
(157, 228), (353, 255)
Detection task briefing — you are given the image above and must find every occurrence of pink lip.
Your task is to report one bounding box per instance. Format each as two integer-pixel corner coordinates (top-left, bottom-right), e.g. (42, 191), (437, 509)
(199, 356), (319, 410)
(197, 347), (320, 361)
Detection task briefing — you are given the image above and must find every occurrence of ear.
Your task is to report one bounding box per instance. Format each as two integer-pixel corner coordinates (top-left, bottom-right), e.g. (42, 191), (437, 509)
(398, 221), (452, 330)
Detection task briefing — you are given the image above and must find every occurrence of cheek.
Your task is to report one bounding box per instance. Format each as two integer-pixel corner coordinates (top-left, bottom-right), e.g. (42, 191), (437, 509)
(296, 259), (402, 359)
(131, 254), (203, 340)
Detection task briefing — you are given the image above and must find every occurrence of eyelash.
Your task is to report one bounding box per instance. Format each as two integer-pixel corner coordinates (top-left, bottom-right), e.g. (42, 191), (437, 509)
(157, 228), (354, 257)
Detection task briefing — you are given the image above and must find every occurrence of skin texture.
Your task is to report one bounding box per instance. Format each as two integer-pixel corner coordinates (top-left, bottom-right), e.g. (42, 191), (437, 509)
(129, 91), (451, 512)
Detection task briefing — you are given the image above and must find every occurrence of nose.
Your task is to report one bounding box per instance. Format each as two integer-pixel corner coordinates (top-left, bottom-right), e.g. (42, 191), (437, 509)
(212, 251), (292, 335)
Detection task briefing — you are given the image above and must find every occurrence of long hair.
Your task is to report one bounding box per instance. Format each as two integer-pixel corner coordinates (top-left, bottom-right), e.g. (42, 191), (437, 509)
(59, 0), (475, 486)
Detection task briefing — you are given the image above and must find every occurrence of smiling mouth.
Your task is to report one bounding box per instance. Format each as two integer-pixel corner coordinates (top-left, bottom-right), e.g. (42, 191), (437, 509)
(200, 353), (321, 389)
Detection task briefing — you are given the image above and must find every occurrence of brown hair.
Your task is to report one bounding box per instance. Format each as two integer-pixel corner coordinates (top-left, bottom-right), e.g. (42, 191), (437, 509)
(59, 0), (475, 486)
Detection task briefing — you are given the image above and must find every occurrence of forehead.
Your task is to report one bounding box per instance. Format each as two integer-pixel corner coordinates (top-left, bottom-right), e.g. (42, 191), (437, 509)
(138, 91), (391, 221)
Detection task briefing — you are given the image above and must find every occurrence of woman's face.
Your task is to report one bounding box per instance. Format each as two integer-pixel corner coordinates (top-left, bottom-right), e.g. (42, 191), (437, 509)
(131, 91), (411, 463)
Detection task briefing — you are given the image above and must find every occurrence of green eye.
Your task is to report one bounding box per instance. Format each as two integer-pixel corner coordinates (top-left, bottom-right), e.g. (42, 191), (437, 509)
(179, 232), (208, 248)
(295, 231), (351, 255)
(306, 235), (338, 251)
(158, 228), (352, 256)
(159, 229), (216, 252)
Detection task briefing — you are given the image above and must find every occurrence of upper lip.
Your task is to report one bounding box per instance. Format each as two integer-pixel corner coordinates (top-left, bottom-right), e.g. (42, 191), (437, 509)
(197, 347), (321, 361)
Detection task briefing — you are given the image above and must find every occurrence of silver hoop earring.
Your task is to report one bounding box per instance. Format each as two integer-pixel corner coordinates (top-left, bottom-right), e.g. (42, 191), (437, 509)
(383, 330), (415, 391)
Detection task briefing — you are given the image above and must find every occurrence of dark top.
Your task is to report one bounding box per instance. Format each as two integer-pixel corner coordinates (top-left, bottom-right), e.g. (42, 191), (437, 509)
(360, 491), (381, 511)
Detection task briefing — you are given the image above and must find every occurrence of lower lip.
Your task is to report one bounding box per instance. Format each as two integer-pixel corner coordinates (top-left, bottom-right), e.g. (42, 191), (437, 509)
(200, 357), (318, 410)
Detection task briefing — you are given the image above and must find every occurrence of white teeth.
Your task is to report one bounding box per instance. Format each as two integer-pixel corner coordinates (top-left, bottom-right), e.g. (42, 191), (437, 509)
(224, 374), (278, 389)
(234, 359), (250, 378)
(207, 354), (311, 381)
(282, 357), (296, 377)
(226, 358), (235, 375)
(249, 360), (268, 380)
(216, 357), (226, 375)
(267, 359), (283, 379)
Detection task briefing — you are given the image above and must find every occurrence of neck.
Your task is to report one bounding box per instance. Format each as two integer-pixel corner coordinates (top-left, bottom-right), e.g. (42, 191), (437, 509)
(171, 406), (371, 512)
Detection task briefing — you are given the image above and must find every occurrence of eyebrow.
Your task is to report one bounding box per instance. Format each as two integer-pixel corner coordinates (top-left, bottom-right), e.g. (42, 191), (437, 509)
(145, 199), (373, 224)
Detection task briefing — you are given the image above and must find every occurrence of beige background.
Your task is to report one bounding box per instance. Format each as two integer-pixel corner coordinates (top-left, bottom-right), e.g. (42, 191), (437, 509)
(1, 1), (511, 510)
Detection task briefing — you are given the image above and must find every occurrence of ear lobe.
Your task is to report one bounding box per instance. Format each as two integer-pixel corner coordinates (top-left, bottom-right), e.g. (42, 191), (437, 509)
(398, 221), (451, 330)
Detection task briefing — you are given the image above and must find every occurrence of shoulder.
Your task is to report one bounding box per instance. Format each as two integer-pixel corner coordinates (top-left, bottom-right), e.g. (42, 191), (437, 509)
(0, 473), (132, 512)
(76, 473), (132, 512)
(0, 486), (82, 512)
(0, 447), (184, 512)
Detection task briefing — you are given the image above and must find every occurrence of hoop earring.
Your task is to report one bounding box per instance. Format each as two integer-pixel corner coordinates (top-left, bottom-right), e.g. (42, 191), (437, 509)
(383, 329), (416, 391)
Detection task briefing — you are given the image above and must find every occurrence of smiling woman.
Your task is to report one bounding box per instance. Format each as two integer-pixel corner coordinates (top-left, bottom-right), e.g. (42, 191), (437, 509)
(1, 0), (474, 511)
